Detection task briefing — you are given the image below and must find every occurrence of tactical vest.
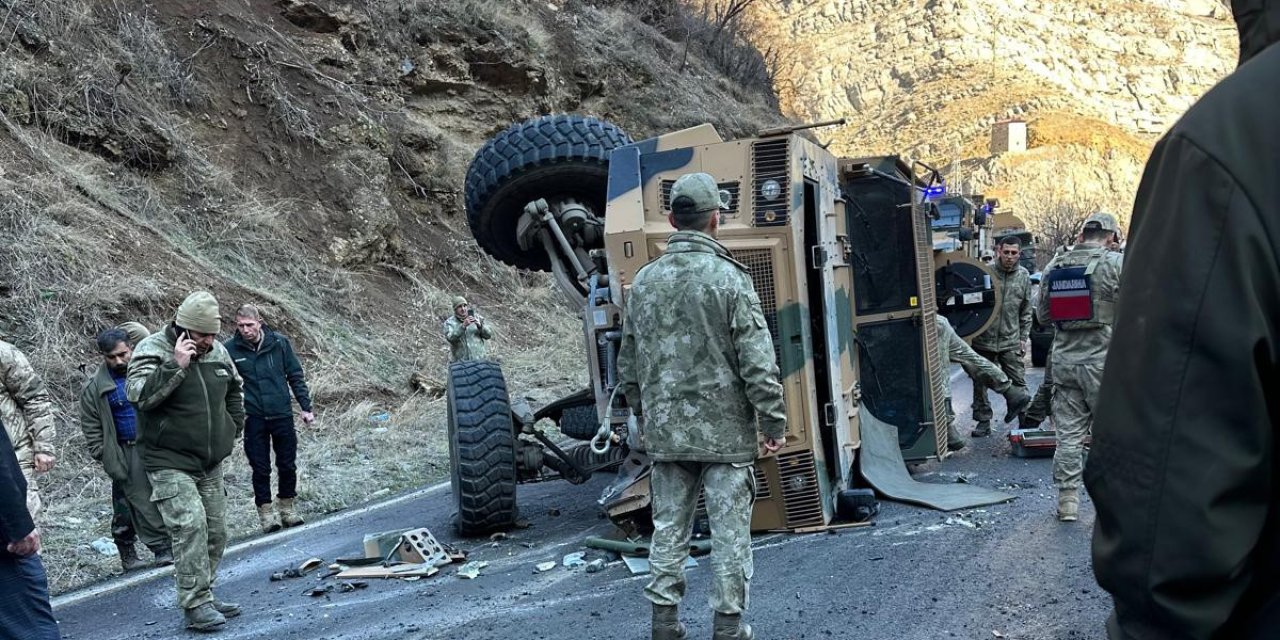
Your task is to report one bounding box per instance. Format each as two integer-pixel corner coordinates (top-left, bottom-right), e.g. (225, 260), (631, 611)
(1044, 247), (1116, 331)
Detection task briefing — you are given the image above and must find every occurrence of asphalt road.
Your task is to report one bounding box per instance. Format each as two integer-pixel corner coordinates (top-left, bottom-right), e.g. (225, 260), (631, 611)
(52, 367), (1112, 639)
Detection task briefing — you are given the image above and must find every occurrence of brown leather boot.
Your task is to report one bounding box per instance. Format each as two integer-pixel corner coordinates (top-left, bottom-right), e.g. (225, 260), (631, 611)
(651, 604), (687, 640)
(257, 503), (282, 533)
(713, 612), (753, 640)
(119, 543), (147, 572)
(277, 497), (304, 528)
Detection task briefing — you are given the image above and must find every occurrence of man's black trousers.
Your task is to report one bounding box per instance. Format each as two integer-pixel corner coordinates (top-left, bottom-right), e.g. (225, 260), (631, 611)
(243, 416), (298, 506)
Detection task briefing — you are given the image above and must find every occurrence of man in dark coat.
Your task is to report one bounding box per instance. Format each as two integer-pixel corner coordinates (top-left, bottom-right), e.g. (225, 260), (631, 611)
(224, 305), (314, 533)
(1086, 2), (1280, 638)
(0, 417), (60, 639)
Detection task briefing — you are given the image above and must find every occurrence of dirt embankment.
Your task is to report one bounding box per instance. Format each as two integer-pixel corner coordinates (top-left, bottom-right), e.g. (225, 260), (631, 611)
(0, 0), (780, 593)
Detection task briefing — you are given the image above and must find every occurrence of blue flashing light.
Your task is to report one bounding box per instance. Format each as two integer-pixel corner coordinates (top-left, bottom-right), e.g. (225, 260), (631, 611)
(924, 185), (946, 199)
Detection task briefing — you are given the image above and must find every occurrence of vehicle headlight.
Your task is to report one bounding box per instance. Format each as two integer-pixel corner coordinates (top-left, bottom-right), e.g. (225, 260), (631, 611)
(760, 179), (782, 201)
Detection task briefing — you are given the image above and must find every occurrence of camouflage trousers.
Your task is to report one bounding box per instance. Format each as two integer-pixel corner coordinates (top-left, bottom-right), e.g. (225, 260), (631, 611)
(943, 399), (965, 448)
(966, 348), (1027, 422)
(1052, 363), (1103, 490)
(645, 461), (755, 615)
(111, 443), (169, 553)
(148, 462), (227, 611)
(1024, 352), (1054, 424)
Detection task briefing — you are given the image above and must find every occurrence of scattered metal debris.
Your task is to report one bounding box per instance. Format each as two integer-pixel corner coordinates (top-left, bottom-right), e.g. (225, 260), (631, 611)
(456, 561), (488, 579)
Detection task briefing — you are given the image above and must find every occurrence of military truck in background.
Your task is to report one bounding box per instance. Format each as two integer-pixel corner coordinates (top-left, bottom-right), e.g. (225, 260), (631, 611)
(449, 114), (978, 536)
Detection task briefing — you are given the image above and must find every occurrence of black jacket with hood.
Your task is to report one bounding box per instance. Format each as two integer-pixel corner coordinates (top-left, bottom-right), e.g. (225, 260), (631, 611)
(1086, 2), (1280, 639)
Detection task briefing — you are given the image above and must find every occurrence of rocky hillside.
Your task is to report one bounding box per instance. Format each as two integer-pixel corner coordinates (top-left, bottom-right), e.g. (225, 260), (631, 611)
(0, 0), (779, 592)
(750, 0), (1238, 224)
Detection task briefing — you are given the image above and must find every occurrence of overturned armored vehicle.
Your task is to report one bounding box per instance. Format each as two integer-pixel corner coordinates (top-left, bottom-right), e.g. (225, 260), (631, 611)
(449, 114), (997, 536)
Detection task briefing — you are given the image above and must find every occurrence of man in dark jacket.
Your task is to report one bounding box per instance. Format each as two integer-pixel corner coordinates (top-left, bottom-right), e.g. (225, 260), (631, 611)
(224, 304), (314, 533)
(128, 291), (245, 632)
(1087, 2), (1280, 638)
(79, 327), (170, 572)
(0, 418), (59, 639)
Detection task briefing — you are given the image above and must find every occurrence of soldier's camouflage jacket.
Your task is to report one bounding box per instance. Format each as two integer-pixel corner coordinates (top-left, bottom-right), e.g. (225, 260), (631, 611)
(1036, 244), (1123, 365)
(444, 315), (494, 362)
(0, 340), (56, 465)
(617, 230), (786, 464)
(972, 262), (1033, 353)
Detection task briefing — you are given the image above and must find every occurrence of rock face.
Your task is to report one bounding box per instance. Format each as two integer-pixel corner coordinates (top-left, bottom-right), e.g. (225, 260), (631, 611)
(750, 0), (1238, 218)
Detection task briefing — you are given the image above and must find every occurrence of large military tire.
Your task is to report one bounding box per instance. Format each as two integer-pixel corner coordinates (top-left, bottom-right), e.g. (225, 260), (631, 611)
(557, 403), (600, 441)
(447, 360), (519, 536)
(464, 115), (633, 271)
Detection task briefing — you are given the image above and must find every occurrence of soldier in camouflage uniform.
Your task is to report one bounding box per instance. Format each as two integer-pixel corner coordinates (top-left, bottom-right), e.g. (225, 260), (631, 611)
(0, 340), (56, 520)
(617, 173), (786, 640)
(934, 314), (1030, 451)
(443, 296), (494, 362)
(965, 236), (1034, 437)
(128, 292), (245, 632)
(1036, 213), (1123, 522)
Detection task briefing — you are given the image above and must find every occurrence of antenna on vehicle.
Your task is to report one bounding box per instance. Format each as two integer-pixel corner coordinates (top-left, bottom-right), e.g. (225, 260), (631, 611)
(758, 118), (847, 138)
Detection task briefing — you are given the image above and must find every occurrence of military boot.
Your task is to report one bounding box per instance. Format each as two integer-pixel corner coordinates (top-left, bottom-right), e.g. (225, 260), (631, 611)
(151, 546), (174, 567)
(184, 603), (226, 632)
(1058, 488), (1080, 522)
(946, 423), (967, 452)
(651, 604), (687, 640)
(257, 503), (282, 533)
(212, 599), (242, 618)
(970, 420), (992, 438)
(118, 543), (147, 573)
(1002, 386), (1031, 423)
(277, 497), (304, 528)
(1019, 416), (1042, 430)
(712, 612), (753, 640)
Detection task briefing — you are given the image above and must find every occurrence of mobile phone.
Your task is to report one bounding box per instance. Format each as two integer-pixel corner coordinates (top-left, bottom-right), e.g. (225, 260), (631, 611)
(467, 309), (475, 317)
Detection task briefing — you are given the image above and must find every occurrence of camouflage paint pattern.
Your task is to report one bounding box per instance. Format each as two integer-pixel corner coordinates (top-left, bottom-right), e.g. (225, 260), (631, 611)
(644, 461), (755, 615)
(966, 349), (1027, 423)
(1024, 352), (1054, 424)
(0, 340), (55, 518)
(1037, 243), (1122, 489)
(1052, 364), (1103, 489)
(616, 230), (786, 464)
(148, 463), (228, 610)
(934, 314), (1010, 400)
(967, 261), (1032, 421)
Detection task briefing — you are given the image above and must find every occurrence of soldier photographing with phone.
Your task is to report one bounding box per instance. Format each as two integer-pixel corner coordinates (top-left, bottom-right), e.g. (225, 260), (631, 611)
(444, 295), (494, 363)
(127, 291), (246, 632)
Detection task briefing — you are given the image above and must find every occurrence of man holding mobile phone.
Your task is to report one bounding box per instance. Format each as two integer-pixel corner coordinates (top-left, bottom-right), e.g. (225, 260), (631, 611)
(444, 295), (494, 362)
(127, 291), (245, 632)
